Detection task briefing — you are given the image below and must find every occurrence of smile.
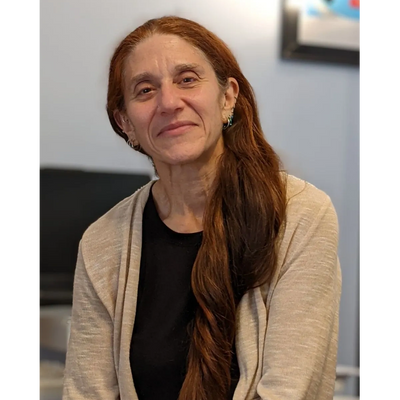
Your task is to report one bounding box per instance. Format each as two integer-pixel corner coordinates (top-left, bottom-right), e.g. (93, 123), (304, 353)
(158, 121), (197, 137)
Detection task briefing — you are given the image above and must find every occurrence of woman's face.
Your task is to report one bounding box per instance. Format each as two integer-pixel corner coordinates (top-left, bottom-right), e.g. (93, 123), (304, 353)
(116, 34), (237, 168)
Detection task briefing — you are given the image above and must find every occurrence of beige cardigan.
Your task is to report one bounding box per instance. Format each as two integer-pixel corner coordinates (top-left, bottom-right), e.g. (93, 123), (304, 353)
(63, 174), (341, 400)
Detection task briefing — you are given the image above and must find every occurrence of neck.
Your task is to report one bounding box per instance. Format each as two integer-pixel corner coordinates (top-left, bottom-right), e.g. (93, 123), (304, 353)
(152, 154), (221, 234)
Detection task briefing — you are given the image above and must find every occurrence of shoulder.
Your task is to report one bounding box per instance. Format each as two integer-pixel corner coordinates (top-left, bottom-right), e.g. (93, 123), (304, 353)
(275, 174), (339, 277)
(79, 180), (154, 264)
(275, 175), (340, 283)
(283, 173), (338, 233)
(71, 180), (154, 317)
(285, 173), (334, 212)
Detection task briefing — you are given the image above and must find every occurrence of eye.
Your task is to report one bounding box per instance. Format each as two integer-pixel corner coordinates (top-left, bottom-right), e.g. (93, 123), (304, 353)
(181, 76), (197, 84)
(139, 87), (152, 95)
(133, 86), (155, 99)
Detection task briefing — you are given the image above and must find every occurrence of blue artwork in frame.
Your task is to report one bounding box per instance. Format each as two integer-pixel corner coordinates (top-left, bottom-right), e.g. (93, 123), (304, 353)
(281, 0), (360, 66)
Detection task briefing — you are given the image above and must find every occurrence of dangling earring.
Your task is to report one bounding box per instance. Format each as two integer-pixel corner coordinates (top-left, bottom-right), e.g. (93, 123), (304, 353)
(127, 138), (142, 151)
(223, 107), (235, 130)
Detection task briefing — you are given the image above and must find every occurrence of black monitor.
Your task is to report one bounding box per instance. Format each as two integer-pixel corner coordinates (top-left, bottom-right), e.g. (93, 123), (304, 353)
(40, 168), (151, 305)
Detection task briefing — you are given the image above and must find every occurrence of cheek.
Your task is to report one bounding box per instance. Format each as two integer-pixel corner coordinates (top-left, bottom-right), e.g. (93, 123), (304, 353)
(128, 106), (152, 134)
(196, 98), (223, 126)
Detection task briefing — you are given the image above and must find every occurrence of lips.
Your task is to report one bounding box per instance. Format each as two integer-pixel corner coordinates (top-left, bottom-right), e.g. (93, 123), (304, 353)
(158, 121), (197, 136)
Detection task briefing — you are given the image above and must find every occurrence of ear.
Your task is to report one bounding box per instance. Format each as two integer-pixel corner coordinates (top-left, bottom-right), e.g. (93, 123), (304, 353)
(222, 77), (240, 119)
(113, 110), (136, 139)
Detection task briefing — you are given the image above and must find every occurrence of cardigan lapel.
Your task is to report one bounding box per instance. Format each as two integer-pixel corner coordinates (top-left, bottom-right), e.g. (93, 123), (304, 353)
(114, 182), (154, 400)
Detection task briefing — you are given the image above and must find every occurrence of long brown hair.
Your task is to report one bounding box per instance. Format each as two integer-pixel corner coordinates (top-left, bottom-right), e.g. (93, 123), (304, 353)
(107, 16), (287, 400)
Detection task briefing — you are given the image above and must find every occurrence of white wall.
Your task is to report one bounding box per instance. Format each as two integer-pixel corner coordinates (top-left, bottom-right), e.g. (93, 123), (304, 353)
(41, 0), (359, 394)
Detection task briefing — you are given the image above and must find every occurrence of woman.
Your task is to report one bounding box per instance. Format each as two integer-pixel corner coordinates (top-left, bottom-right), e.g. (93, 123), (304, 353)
(63, 16), (341, 400)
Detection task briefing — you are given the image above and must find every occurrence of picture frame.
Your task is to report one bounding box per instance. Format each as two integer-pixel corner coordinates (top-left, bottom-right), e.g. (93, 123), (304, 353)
(281, 0), (359, 66)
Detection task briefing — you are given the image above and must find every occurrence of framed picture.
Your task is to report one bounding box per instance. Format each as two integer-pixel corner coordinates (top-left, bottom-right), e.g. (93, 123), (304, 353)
(281, 0), (359, 66)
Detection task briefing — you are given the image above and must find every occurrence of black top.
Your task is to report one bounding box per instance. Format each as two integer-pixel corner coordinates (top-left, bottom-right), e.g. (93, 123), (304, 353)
(130, 187), (239, 399)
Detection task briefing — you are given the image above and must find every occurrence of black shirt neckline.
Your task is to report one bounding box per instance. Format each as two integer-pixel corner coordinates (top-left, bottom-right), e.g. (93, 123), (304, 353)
(148, 183), (203, 246)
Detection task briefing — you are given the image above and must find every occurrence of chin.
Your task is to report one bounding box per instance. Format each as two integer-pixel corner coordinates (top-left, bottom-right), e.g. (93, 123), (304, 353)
(161, 147), (218, 168)
(152, 136), (223, 168)
(155, 141), (208, 166)
(160, 151), (204, 166)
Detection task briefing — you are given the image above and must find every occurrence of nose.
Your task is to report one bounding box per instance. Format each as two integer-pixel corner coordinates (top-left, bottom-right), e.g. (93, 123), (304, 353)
(157, 83), (184, 115)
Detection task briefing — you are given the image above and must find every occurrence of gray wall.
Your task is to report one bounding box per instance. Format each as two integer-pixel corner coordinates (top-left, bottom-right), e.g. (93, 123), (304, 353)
(41, 0), (359, 394)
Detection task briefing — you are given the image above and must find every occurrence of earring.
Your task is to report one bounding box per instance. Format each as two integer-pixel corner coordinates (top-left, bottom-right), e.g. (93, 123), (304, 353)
(127, 139), (142, 151)
(223, 107), (235, 130)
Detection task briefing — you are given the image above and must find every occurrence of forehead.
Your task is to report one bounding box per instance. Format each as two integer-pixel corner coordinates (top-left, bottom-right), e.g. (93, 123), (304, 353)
(125, 34), (214, 75)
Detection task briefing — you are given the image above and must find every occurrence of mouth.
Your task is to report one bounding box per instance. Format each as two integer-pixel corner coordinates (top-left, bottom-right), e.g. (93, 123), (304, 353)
(158, 121), (197, 137)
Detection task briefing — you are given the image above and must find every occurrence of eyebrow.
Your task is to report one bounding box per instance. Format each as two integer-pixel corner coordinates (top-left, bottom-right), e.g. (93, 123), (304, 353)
(174, 63), (204, 74)
(129, 63), (205, 90)
(128, 72), (153, 90)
